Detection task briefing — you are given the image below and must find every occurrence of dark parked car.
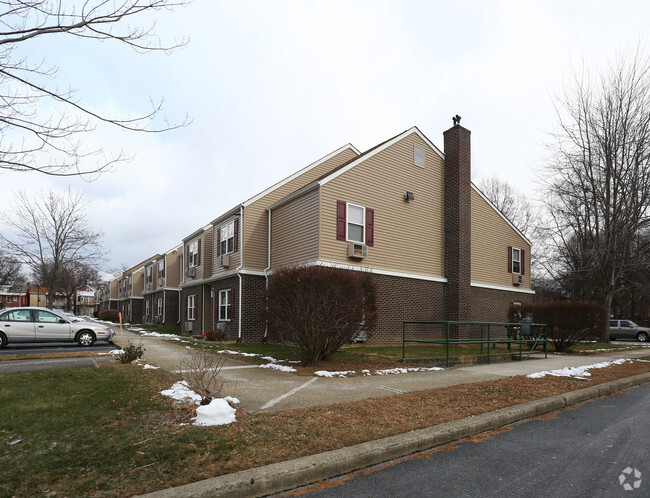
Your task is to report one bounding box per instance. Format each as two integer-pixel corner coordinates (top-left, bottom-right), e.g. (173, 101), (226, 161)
(0, 307), (114, 348)
(609, 319), (649, 342)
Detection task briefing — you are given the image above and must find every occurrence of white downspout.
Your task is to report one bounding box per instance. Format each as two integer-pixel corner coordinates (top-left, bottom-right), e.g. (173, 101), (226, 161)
(263, 208), (272, 339)
(236, 205), (244, 341)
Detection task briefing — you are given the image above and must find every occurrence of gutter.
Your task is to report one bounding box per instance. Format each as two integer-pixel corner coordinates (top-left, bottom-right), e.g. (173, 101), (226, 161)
(236, 205), (244, 341)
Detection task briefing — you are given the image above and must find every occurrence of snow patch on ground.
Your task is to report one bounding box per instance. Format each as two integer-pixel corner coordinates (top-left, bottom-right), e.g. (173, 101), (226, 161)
(143, 364), (159, 370)
(259, 363), (297, 372)
(314, 366), (444, 378)
(193, 399), (236, 426)
(527, 358), (633, 379)
(160, 381), (238, 426)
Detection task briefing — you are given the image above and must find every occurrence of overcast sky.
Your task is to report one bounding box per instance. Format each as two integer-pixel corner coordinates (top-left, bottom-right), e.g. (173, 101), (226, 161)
(1, 0), (649, 278)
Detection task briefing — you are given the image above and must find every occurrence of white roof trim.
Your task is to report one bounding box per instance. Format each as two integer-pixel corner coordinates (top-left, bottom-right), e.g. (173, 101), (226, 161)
(243, 143), (360, 208)
(471, 281), (535, 295)
(319, 126), (443, 187)
(471, 183), (532, 246)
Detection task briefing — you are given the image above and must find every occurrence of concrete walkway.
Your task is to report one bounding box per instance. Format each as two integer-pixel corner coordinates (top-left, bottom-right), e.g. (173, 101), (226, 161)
(107, 324), (650, 414)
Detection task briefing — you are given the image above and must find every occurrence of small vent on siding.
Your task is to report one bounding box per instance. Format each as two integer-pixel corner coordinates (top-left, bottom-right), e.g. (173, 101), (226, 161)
(414, 145), (425, 168)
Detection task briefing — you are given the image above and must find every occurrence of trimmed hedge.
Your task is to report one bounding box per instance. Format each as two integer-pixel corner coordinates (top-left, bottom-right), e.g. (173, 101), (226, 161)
(97, 309), (120, 323)
(509, 301), (606, 351)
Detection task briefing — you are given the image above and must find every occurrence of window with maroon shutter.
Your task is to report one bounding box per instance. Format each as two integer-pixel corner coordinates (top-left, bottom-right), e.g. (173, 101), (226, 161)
(521, 249), (525, 275)
(197, 238), (201, 266)
(234, 218), (239, 252)
(216, 228), (221, 257)
(219, 220), (236, 254)
(508, 246), (512, 273)
(337, 201), (374, 246)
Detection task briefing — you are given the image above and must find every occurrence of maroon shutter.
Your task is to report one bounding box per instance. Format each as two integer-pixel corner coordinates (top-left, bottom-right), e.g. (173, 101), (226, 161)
(230, 287), (235, 320)
(197, 239), (201, 266)
(185, 296), (188, 320)
(336, 201), (346, 240)
(185, 245), (189, 268)
(365, 208), (374, 247)
(234, 218), (239, 252)
(216, 228), (221, 257)
(507, 246), (512, 273)
(521, 249), (525, 275)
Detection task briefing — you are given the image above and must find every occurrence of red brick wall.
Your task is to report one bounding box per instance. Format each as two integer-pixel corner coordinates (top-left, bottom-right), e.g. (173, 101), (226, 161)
(471, 286), (534, 324)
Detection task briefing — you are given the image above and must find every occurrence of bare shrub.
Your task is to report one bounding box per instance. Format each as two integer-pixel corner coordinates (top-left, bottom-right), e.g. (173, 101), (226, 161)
(180, 350), (226, 405)
(264, 265), (377, 366)
(509, 301), (605, 351)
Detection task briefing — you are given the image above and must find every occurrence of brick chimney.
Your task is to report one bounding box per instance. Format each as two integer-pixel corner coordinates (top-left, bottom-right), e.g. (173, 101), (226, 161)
(443, 121), (472, 325)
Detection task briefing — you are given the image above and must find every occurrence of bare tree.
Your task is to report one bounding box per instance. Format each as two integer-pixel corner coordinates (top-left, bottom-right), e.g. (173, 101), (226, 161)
(543, 49), (650, 341)
(0, 248), (24, 288)
(0, 0), (190, 178)
(57, 261), (100, 311)
(0, 188), (103, 308)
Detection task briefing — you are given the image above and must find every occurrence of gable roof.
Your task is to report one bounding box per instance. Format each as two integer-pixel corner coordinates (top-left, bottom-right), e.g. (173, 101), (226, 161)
(268, 126), (444, 211)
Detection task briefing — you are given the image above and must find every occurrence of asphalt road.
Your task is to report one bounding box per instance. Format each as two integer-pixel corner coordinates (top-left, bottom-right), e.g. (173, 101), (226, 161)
(295, 382), (650, 497)
(0, 341), (116, 356)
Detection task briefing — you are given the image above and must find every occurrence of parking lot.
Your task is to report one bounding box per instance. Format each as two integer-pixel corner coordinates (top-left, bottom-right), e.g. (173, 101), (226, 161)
(0, 340), (116, 356)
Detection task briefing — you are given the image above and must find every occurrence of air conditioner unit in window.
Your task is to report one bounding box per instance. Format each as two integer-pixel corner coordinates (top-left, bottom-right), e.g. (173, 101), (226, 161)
(347, 243), (368, 259)
(513, 274), (524, 285)
(157, 278), (164, 286)
(145, 282), (152, 290)
(221, 254), (230, 267)
(185, 267), (196, 278)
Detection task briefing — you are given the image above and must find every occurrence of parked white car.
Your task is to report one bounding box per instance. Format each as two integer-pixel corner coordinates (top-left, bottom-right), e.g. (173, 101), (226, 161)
(0, 307), (114, 348)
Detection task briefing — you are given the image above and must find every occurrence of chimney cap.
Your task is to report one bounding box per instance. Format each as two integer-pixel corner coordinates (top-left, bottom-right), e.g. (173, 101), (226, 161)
(452, 114), (461, 126)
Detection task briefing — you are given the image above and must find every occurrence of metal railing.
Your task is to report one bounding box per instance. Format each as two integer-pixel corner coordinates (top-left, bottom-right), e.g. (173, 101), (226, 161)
(402, 320), (548, 367)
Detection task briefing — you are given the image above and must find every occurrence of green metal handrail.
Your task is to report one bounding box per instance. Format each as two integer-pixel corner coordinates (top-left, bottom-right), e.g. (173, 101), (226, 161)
(402, 320), (548, 367)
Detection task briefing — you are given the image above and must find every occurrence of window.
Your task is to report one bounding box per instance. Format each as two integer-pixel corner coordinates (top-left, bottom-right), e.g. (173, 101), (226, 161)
(157, 297), (163, 317)
(145, 300), (150, 317)
(414, 145), (425, 168)
(347, 203), (365, 243)
(219, 289), (231, 321)
(220, 221), (235, 255)
(0, 309), (32, 322)
(188, 241), (199, 267)
(188, 294), (196, 321)
(610, 320), (617, 328)
(508, 246), (525, 275)
(512, 248), (521, 274)
(337, 201), (374, 246)
(35, 310), (60, 323)
(158, 260), (166, 279)
(145, 266), (153, 283)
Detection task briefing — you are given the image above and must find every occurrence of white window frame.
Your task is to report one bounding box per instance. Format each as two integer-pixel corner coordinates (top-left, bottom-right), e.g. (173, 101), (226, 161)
(188, 294), (196, 321)
(145, 300), (150, 317)
(158, 260), (165, 279)
(512, 247), (521, 274)
(219, 289), (231, 321)
(220, 220), (235, 255)
(188, 241), (199, 267)
(346, 203), (365, 244)
(157, 297), (163, 317)
(146, 266), (152, 283)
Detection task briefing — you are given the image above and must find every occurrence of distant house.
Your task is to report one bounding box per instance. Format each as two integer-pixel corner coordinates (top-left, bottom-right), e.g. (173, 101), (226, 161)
(142, 244), (183, 327)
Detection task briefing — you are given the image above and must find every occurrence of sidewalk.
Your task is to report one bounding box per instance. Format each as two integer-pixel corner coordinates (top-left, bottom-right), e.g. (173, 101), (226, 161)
(109, 324), (650, 414)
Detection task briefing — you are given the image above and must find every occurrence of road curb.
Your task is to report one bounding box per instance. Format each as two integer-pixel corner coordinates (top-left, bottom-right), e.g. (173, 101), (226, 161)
(144, 372), (650, 498)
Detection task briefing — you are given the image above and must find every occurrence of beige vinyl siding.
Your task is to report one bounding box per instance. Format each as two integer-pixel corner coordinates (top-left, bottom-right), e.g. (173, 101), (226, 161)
(166, 249), (182, 287)
(471, 188), (531, 289)
(212, 216), (242, 275)
(132, 269), (144, 297)
(319, 132), (445, 277)
(110, 280), (118, 299)
(271, 188), (320, 267)
(185, 227), (214, 281)
(243, 147), (359, 271)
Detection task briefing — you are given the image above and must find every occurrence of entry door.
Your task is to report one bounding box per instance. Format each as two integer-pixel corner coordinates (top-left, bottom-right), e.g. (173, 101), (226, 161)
(33, 310), (72, 342)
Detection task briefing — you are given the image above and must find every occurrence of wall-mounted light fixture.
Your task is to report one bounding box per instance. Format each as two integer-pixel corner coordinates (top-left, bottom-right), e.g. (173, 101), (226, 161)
(404, 191), (414, 202)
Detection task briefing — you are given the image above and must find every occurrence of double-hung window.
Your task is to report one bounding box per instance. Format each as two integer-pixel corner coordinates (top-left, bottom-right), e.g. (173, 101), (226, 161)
(146, 266), (152, 283)
(511, 248), (521, 274)
(157, 297), (163, 317)
(347, 203), (365, 243)
(145, 300), (150, 317)
(188, 241), (199, 267)
(158, 260), (165, 279)
(220, 221), (235, 255)
(219, 289), (231, 321)
(187, 295), (196, 321)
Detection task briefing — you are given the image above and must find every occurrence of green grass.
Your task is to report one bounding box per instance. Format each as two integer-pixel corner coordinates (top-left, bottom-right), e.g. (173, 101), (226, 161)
(0, 364), (233, 497)
(568, 341), (650, 352)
